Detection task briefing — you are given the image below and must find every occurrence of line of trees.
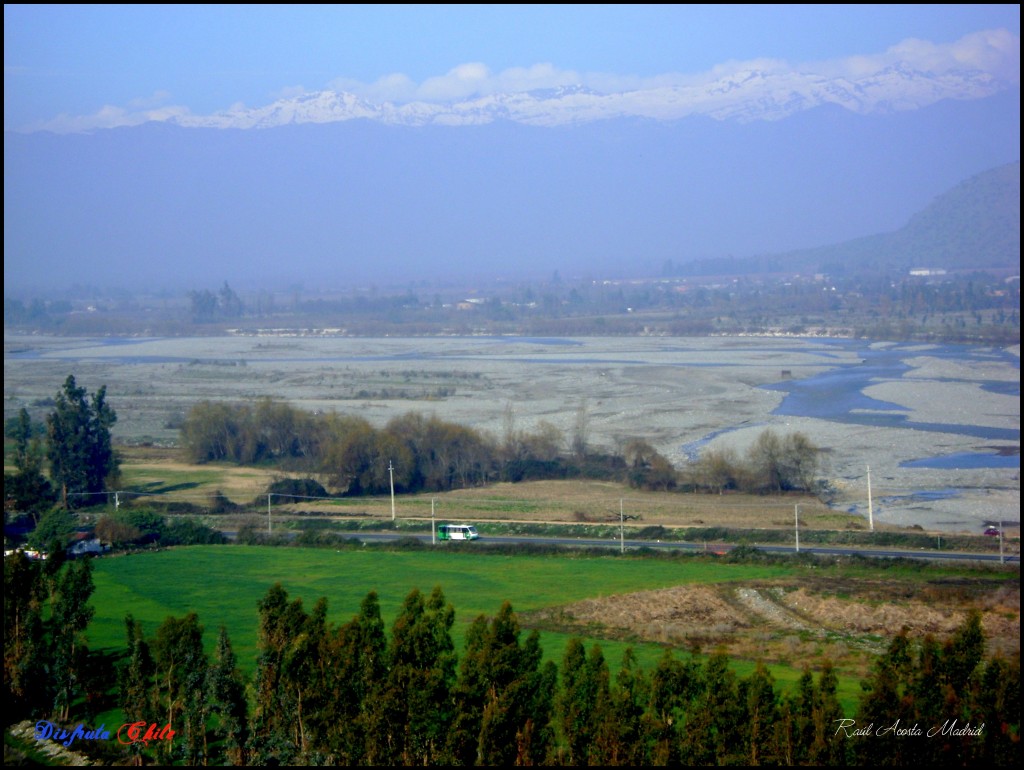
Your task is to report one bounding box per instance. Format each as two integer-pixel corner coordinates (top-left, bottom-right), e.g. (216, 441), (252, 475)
(4, 549), (96, 723)
(4, 543), (1018, 766)
(9, 569), (1016, 766)
(177, 398), (822, 497)
(123, 592), (1024, 766)
(4, 378), (824, 534)
(4, 378), (823, 555)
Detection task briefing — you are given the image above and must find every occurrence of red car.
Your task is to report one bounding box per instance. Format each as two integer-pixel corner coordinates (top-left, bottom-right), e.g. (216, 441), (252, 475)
(983, 527), (1003, 537)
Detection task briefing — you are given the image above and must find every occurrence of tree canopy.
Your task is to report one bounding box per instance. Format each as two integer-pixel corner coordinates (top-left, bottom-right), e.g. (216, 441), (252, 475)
(45, 375), (119, 508)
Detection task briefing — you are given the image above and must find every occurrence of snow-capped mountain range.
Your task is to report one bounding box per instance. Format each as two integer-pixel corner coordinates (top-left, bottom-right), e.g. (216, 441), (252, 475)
(173, 65), (1008, 130)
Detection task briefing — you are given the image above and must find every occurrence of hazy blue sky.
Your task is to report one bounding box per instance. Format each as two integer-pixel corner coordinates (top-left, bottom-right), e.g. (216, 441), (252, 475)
(5, 4), (1020, 132)
(4, 5), (1020, 293)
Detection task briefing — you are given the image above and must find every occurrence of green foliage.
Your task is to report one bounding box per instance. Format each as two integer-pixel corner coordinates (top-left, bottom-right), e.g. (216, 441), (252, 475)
(598, 648), (652, 765)
(852, 611), (1019, 766)
(121, 508), (167, 542)
(117, 615), (155, 764)
(50, 558), (96, 721)
(369, 586), (457, 765)
(4, 408), (54, 513)
(267, 476), (328, 500)
(449, 602), (555, 765)
(17, 547), (1018, 767)
(3, 469), (55, 516)
(45, 375), (119, 509)
(3, 552), (96, 723)
(162, 517), (228, 546)
(3, 551), (48, 717)
(26, 506), (76, 551)
(206, 626), (248, 765)
(151, 612), (207, 763)
(93, 508), (224, 549)
(324, 591), (388, 764)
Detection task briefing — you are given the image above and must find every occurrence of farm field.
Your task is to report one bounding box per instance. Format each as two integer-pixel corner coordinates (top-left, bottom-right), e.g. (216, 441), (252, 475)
(107, 447), (1017, 561)
(87, 544), (1020, 717)
(114, 445), (853, 530)
(6, 333), (1019, 738)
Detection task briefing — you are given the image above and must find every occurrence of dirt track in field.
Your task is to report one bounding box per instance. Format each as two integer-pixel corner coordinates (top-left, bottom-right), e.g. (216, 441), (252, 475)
(520, 577), (1020, 676)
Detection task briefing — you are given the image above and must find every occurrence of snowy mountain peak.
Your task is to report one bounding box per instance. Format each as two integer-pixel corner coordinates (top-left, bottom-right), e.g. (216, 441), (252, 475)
(167, 61), (1009, 130)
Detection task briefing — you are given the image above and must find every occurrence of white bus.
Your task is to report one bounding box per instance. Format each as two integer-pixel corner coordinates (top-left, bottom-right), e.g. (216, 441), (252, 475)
(437, 524), (480, 541)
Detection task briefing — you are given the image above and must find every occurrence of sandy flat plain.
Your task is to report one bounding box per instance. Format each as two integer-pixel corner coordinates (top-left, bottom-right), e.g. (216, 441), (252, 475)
(4, 333), (1019, 535)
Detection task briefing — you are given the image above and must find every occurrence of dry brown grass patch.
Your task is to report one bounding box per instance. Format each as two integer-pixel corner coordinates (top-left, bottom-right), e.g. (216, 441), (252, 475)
(521, 578), (1020, 674)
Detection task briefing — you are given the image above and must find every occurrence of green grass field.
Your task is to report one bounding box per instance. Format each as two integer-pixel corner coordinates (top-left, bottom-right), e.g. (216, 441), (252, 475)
(89, 545), (793, 657)
(94, 545), (967, 714)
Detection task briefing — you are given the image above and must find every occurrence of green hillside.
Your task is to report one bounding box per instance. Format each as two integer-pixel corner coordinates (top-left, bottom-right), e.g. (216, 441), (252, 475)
(802, 161), (1020, 276)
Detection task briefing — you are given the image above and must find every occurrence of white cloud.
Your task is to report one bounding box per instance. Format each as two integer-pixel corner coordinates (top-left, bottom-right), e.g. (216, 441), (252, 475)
(417, 62), (493, 101)
(27, 102), (192, 134)
(330, 72), (418, 103)
(816, 28), (1019, 82)
(951, 28), (1020, 82)
(127, 90), (174, 109)
(490, 63), (580, 92)
(328, 30), (1017, 104)
(272, 85), (308, 101)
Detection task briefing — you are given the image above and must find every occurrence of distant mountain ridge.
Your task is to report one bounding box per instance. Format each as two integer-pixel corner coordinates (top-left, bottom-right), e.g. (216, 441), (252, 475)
(166, 62), (1009, 131)
(783, 161), (1020, 277)
(4, 87), (1019, 294)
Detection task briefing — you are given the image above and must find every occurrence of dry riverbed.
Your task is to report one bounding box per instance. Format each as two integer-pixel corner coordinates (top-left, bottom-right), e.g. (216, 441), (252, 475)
(5, 334), (1019, 535)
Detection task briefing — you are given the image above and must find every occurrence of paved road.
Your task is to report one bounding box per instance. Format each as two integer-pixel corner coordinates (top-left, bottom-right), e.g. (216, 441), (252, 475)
(344, 531), (1019, 564)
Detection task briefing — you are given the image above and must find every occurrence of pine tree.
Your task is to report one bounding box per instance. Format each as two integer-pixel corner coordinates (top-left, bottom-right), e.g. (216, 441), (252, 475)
(4, 407), (54, 513)
(447, 614), (490, 765)
(118, 615), (155, 767)
(558, 639), (611, 766)
(151, 612), (207, 763)
(680, 652), (743, 765)
(451, 602), (556, 766)
(50, 558), (95, 721)
(739, 662), (780, 766)
(3, 551), (49, 718)
(599, 648), (652, 766)
(810, 663), (848, 765)
(45, 375), (119, 508)
(325, 590), (388, 764)
(250, 583), (306, 764)
(854, 630), (916, 766)
(283, 596), (330, 759)
(778, 669), (814, 766)
(205, 626), (248, 766)
(975, 653), (1021, 766)
(367, 586), (457, 765)
(648, 649), (699, 765)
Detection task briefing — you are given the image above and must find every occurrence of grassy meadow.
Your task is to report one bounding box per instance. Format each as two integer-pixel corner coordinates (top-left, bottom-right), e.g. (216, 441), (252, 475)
(89, 545), (794, 662)
(87, 544), (1018, 717)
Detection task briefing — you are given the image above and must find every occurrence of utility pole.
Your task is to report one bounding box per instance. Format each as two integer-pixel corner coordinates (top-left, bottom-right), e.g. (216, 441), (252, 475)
(620, 499), (625, 554)
(867, 465), (874, 531)
(268, 493), (272, 534)
(795, 504), (800, 553)
(389, 461), (396, 521)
